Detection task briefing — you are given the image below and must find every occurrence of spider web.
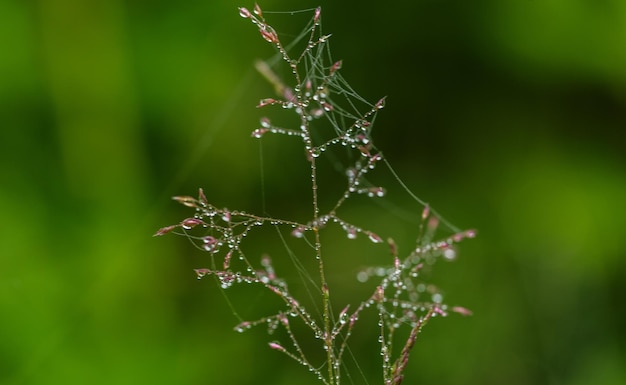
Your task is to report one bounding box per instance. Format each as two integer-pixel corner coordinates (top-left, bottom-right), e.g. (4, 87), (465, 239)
(156, 6), (475, 385)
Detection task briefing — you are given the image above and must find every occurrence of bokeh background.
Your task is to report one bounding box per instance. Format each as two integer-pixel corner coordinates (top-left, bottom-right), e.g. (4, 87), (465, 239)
(1, 0), (625, 384)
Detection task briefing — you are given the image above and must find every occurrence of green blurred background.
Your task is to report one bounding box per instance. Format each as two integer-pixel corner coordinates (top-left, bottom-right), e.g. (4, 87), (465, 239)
(1, 0), (625, 384)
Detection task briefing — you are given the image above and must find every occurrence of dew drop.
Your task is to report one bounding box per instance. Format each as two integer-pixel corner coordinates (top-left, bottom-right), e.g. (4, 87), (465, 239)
(367, 187), (385, 197)
(310, 108), (324, 118)
(443, 247), (456, 261)
(357, 271), (369, 282)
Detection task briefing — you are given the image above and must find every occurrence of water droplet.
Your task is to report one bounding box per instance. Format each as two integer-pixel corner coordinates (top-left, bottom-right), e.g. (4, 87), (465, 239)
(443, 247), (456, 261)
(367, 187), (385, 197)
(356, 271), (369, 282)
(310, 108), (324, 118)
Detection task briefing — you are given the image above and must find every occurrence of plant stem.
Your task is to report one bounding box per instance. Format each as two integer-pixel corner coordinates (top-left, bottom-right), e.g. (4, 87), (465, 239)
(310, 150), (335, 384)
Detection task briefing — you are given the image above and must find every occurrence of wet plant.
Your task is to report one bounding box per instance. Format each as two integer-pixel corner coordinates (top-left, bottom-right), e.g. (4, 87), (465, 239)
(155, 4), (475, 385)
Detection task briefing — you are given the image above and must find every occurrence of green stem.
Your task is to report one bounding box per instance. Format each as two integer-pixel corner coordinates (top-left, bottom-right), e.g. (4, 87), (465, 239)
(310, 155), (335, 385)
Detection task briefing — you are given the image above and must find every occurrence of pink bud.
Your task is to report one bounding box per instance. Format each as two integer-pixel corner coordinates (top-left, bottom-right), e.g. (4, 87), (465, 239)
(257, 98), (276, 108)
(388, 238), (397, 257)
(153, 225), (177, 237)
(277, 313), (289, 325)
(427, 216), (439, 232)
(314, 7), (321, 23)
(367, 232), (383, 243)
(172, 195), (197, 207)
(234, 321), (251, 332)
(372, 286), (384, 302)
(253, 3), (263, 17)
(375, 97), (386, 110)
(194, 268), (211, 279)
(238, 7), (251, 18)
(260, 28), (278, 44)
(223, 250), (233, 269)
(452, 306), (473, 316)
(198, 188), (208, 205)
(201, 236), (218, 252)
(269, 342), (285, 352)
(251, 128), (269, 138)
(433, 306), (447, 317)
(412, 263), (424, 274)
(330, 60), (342, 74)
(291, 226), (306, 238)
(321, 101), (334, 111)
(259, 116), (271, 128)
(180, 218), (204, 229)
(369, 153), (382, 163)
(201, 236), (217, 244)
(339, 305), (350, 320)
(452, 232), (464, 242)
(357, 145), (371, 157)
